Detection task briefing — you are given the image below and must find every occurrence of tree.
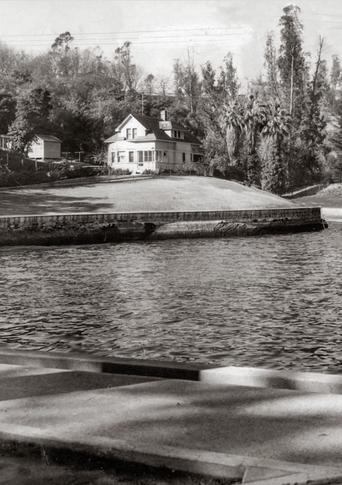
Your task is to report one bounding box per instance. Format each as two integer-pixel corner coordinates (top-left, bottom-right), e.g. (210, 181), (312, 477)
(51, 31), (74, 52)
(143, 74), (155, 96)
(217, 53), (239, 101)
(244, 95), (267, 185)
(114, 41), (139, 95)
(0, 92), (16, 134)
(173, 50), (201, 114)
(9, 87), (52, 151)
(201, 61), (217, 98)
(50, 31), (76, 79)
(264, 32), (279, 101)
(222, 100), (244, 167)
(259, 103), (290, 193)
(198, 55), (245, 178)
(278, 4), (307, 119)
(0, 41), (31, 91)
(328, 55), (341, 112)
(294, 37), (327, 185)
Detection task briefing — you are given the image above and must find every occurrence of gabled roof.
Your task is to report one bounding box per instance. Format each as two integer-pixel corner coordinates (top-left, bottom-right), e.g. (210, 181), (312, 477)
(133, 114), (201, 144)
(105, 113), (201, 144)
(132, 114), (171, 141)
(104, 133), (124, 143)
(35, 134), (62, 143)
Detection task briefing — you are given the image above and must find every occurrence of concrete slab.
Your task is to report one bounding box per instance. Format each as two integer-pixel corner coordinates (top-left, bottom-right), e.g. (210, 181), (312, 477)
(0, 428), (340, 485)
(0, 369), (342, 485)
(0, 364), (70, 379)
(1, 357), (342, 482)
(0, 378), (342, 481)
(0, 371), (158, 401)
(201, 365), (342, 394)
(0, 348), (208, 380)
(5, 350), (342, 396)
(241, 466), (300, 483)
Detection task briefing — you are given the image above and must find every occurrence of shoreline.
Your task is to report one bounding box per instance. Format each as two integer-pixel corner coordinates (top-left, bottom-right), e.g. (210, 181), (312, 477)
(0, 207), (325, 246)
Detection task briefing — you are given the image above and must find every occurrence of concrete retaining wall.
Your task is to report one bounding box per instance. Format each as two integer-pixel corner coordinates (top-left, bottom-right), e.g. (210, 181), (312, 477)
(0, 207), (325, 246)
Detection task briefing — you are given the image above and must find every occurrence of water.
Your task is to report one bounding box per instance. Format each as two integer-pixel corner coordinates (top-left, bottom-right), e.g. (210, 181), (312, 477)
(1, 224), (342, 372)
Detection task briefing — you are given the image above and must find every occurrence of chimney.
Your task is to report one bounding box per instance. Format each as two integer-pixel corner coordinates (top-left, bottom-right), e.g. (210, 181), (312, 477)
(160, 109), (169, 121)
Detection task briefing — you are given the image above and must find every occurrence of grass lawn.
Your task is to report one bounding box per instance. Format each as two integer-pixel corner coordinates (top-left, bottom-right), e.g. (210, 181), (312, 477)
(295, 184), (342, 208)
(0, 176), (294, 216)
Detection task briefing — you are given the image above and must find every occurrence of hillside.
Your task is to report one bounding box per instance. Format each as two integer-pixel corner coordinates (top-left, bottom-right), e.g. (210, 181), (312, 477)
(0, 176), (294, 216)
(296, 184), (342, 208)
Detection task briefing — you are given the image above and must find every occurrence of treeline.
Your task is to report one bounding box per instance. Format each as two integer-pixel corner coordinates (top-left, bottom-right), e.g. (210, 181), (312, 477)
(172, 5), (342, 192)
(1, 5), (342, 191)
(0, 34), (167, 159)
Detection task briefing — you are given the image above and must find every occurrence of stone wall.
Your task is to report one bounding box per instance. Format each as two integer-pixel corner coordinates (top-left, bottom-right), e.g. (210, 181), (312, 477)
(0, 207), (325, 246)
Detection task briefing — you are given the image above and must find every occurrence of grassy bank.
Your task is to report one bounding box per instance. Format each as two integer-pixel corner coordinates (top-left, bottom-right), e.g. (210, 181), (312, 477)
(0, 176), (293, 216)
(296, 183), (342, 208)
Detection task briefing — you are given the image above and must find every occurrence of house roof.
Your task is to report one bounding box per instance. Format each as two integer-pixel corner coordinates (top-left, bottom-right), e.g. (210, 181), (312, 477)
(104, 133), (123, 143)
(104, 113), (201, 145)
(35, 134), (62, 143)
(132, 114), (171, 141)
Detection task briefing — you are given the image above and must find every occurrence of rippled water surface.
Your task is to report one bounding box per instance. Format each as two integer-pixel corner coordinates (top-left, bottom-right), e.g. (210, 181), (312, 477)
(1, 225), (342, 372)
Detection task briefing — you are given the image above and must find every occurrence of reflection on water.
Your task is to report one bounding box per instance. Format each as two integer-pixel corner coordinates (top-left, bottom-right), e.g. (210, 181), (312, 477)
(1, 224), (342, 372)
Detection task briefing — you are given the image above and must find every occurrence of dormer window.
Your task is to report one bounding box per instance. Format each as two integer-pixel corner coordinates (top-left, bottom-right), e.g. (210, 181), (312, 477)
(174, 130), (181, 138)
(126, 128), (137, 139)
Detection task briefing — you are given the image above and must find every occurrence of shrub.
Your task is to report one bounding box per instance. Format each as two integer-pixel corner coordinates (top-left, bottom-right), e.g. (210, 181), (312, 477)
(109, 168), (132, 176)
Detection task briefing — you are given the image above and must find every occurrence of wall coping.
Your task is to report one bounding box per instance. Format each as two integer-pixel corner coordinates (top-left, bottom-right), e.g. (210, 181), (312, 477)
(0, 206), (322, 220)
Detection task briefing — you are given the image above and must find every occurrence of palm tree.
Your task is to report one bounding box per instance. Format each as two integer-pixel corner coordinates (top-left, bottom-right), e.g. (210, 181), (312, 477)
(259, 103), (290, 194)
(244, 95), (267, 186)
(221, 100), (244, 168)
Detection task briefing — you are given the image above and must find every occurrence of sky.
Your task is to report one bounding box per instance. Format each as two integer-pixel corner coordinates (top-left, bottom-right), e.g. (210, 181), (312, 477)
(1, 0), (342, 86)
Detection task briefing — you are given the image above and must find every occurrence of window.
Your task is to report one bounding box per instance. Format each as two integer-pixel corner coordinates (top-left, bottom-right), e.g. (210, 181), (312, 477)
(138, 151), (143, 163)
(155, 150), (162, 162)
(129, 151), (134, 163)
(182, 153), (186, 163)
(132, 128), (137, 139)
(111, 152), (115, 164)
(118, 151), (125, 163)
(144, 151), (153, 162)
(126, 128), (132, 139)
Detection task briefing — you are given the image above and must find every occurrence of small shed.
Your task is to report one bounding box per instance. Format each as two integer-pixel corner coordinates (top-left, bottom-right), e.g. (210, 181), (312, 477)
(0, 135), (12, 151)
(27, 134), (62, 160)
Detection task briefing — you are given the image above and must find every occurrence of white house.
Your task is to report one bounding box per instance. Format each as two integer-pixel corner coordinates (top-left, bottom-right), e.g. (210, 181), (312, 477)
(104, 110), (203, 175)
(27, 134), (62, 159)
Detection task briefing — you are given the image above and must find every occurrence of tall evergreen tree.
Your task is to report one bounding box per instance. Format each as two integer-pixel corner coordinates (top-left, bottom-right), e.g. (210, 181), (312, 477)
(295, 37), (327, 185)
(329, 55), (341, 112)
(217, 53), (239, 101)
(264, 32), (279, 101)
(278, 4), (307, 120)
